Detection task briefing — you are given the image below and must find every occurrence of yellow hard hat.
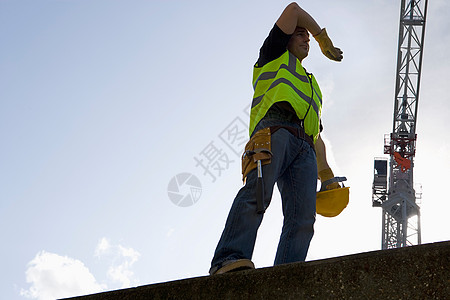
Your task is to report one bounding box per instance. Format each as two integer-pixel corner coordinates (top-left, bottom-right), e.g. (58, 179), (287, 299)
(316, 177), (350, 217)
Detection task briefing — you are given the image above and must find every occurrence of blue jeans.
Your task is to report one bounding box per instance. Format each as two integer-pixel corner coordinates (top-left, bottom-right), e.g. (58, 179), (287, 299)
(210, 117), (317, 272)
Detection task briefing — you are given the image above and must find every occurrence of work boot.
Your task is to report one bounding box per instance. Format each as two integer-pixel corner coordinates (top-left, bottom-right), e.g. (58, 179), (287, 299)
(209, 259), (255, 275)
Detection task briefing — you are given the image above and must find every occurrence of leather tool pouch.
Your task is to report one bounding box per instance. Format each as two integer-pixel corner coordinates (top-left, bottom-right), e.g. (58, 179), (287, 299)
(241, 127), (272, 182)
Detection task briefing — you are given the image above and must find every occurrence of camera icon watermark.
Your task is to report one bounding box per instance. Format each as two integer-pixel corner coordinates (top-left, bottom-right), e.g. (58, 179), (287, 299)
(167, 104), (250, 207)
(167, 173), (202, 207)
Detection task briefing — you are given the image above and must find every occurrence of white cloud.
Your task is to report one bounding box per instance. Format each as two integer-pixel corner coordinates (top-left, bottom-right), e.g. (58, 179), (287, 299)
(95, 238), (141, 288)
(20, 251), (105, 300)
(319, 133), (339, 174)
(317, 75), (336, 107)
(20, 238), (141, 299)
(166, 228), (175, 237)
(94, 237), (111, 257)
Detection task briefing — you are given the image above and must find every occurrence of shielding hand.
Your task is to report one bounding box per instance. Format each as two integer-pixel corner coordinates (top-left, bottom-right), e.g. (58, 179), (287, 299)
(314, 28), (343, 62)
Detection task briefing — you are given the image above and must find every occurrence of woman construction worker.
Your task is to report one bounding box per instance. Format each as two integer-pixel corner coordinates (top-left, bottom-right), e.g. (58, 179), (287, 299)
(209, 2), (345, 275)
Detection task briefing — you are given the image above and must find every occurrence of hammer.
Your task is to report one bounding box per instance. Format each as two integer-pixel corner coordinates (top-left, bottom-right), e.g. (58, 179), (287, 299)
(244, 149), (272, 214)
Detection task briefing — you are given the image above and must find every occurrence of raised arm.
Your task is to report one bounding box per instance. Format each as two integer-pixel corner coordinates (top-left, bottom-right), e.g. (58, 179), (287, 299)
(276, 2), (343, 62)
(276, 2), (321, 36)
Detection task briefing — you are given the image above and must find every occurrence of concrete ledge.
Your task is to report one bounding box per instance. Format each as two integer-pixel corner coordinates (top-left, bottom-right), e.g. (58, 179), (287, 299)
(65, 241), (449, 300)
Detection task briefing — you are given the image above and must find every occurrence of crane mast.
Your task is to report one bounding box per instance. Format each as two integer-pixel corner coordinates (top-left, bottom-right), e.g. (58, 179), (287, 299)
(372, 0), (428, 249)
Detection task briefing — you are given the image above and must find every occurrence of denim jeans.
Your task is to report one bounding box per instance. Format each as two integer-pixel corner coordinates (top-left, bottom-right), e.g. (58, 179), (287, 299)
(210, 117), (317, 272)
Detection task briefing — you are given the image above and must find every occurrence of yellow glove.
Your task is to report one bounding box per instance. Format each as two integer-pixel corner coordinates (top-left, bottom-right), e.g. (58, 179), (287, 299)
(319, 168), (340, 190)
(313, 28), (343, 62)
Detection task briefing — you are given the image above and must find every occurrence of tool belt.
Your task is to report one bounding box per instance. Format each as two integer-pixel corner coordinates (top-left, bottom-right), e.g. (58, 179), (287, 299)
(241, 125), (315, 182)
(242, 127), (272, 182)
(264, 105), (315, 149)
(270, 125), (315, 150)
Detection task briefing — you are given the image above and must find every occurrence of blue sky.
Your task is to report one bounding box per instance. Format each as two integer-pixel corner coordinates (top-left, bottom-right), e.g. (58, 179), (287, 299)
(1, 0), (449, 299)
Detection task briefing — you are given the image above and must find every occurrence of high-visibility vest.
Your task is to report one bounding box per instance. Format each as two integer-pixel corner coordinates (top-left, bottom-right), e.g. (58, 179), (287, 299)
(250, 50), (322, 143)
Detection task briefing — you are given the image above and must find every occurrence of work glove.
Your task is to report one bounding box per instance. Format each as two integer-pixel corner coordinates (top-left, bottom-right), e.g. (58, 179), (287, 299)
(313, 28), (343, 62)
(319, 168), (340, 190)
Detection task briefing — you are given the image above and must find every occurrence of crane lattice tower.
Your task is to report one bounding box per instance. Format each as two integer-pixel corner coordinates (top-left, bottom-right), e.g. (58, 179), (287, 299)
(372, 0), (428, 249)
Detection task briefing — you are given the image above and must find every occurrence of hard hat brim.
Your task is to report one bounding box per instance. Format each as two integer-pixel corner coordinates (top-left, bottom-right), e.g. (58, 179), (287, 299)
(316, 187), (350, 217)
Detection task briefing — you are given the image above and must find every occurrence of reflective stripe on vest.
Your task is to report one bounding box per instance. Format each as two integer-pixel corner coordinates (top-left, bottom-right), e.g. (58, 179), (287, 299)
(252, 52), (309, 89)
(250, 50), (322, 142)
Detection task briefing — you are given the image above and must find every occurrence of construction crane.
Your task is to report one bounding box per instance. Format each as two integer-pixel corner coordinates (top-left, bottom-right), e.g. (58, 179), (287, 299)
(372, 0), (428, 249)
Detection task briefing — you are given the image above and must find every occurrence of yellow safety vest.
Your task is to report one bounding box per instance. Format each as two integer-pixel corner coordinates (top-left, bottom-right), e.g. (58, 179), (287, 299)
(250, 50), (322, 143)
